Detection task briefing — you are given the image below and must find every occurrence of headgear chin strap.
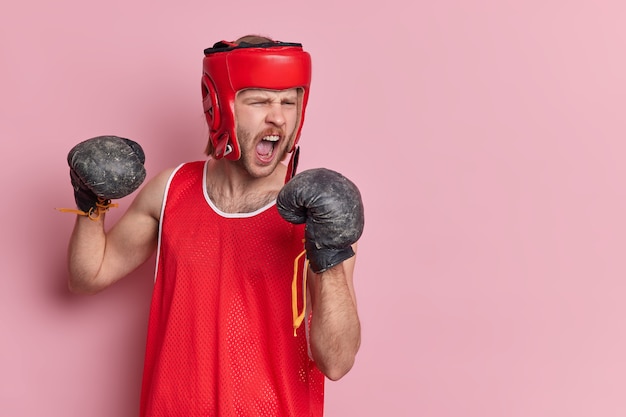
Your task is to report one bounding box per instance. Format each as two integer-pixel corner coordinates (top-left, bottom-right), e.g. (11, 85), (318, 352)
(202, 40), (312, 161)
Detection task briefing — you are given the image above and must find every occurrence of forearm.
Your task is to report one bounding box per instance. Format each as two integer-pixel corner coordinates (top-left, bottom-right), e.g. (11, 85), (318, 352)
(309, 262), (361, 381)
(67, 215), (108, 294)
(63, 136), (157, 294)
(276, 167), (364, 379)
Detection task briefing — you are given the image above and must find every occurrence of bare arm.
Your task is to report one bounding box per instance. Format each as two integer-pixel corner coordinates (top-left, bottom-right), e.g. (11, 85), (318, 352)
(308, 244), (360, 381)
(67, 169), (173, 294)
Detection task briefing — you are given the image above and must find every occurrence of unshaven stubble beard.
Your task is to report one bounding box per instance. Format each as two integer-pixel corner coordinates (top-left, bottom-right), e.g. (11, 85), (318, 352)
(235, 128), (294, 179)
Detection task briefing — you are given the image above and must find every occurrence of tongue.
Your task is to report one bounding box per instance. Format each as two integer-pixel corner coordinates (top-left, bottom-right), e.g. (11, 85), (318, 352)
(256, 141), (273, 157)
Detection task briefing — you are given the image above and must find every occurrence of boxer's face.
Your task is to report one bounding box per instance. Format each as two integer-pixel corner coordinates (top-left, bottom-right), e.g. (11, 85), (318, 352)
(234, 88), (299, 177)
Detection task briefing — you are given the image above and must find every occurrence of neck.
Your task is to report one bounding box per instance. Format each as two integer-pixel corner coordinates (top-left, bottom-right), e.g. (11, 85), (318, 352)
(205, 158), (287, 213)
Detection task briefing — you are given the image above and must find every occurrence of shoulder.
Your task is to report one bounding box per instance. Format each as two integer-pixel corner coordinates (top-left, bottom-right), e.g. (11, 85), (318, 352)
(146, 167), (178, 193)
(131, 166), (178, 220)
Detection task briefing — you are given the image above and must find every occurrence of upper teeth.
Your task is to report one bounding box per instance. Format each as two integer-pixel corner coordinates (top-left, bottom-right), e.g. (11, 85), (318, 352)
(263, 135), (279, 142)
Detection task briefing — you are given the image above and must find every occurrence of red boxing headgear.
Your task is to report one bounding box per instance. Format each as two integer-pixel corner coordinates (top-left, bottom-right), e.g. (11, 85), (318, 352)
(201, 40), (312, 160)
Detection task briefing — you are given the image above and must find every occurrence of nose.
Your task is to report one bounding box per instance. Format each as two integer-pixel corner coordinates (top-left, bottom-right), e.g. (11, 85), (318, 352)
(265, 103), (286, 127)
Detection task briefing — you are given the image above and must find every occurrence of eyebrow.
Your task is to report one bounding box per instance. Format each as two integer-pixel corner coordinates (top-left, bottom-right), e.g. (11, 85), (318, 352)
(241, 93), (271, 101)
(241, 92), (297, 102)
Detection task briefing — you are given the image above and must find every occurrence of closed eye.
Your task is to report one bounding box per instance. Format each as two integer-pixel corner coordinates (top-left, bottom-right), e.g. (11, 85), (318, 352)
(250, 99), (270, 106)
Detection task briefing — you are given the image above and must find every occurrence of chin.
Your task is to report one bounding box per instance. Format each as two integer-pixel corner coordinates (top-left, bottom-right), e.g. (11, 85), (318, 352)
(242, 159), (279, 179)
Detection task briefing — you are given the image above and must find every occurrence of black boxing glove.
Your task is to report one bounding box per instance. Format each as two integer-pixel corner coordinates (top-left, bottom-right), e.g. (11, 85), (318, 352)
(67, 136), (146, 216)
(277, 168), (365, 273)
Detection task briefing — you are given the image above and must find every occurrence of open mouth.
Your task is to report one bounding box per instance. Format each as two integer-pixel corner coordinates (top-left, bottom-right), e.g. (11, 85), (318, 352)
(256, 134), (280, 160)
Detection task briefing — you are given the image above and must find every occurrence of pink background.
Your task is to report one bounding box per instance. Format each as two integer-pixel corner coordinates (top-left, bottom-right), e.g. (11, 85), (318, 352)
(2, 0), (626, 416)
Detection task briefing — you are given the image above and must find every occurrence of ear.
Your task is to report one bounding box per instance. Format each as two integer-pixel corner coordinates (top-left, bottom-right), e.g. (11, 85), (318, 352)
(201, 74), (221, 130)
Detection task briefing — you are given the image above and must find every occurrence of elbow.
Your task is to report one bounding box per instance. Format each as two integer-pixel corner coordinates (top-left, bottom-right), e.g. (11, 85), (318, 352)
(315, 347), (358, 381)
(67, 276), (104, 295)
(312, 328), (362, 381)
(67, 281), (93, 295)
(323, 358), (355, 381)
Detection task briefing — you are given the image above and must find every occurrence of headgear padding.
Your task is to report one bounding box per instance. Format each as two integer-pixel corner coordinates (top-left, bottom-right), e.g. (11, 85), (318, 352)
(202, 41), (312, 160)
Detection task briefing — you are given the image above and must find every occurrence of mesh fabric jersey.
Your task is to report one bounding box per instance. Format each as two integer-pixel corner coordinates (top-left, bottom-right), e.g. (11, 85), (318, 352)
(140, 160), (324, 417)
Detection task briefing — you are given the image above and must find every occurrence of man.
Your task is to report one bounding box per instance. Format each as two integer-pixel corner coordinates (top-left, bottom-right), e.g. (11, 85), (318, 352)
(65, 35), (364, 416)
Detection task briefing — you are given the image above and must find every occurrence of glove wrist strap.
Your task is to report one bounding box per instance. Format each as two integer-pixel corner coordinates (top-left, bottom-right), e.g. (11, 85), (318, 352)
(56, 198), (118, 221)
(306, 245), (356, 274)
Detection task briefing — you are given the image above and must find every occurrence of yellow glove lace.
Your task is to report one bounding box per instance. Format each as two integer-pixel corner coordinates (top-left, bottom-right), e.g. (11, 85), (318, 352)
(292, 248), (309, 336)
(56, 198), (118, 221)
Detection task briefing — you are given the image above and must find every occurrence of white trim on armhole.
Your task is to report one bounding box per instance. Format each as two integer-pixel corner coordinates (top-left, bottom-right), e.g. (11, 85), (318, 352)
(153, 163), (186, 284)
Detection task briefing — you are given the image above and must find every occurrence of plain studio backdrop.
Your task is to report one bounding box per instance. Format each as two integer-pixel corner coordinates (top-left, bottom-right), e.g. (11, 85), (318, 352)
(2, 1), (626, 416)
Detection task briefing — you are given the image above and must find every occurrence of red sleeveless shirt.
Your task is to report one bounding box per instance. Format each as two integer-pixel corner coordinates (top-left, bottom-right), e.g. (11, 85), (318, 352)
(140, 161), (324, 417)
